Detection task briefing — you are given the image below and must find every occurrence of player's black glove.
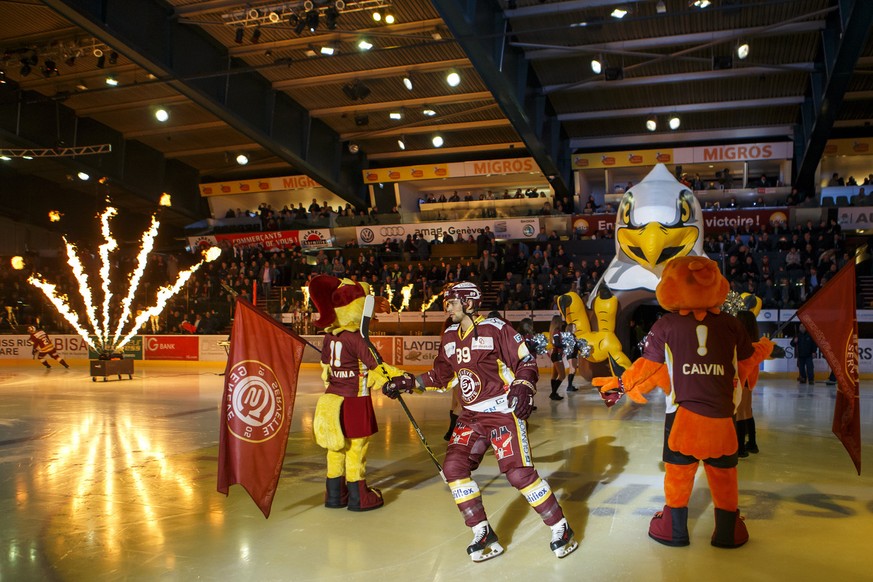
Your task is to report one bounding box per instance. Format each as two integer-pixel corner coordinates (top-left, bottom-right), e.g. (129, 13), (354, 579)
(382, 373), (416, 399)
(508, 380), (535, 420)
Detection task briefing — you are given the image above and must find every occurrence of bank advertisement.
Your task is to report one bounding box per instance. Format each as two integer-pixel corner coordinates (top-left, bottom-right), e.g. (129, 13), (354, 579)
(143, 335), (199, 360)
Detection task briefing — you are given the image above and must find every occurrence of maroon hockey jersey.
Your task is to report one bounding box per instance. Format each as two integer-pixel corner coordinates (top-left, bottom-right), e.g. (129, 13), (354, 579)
(320, 331), (380, 398)
(419, 316), (538, 411)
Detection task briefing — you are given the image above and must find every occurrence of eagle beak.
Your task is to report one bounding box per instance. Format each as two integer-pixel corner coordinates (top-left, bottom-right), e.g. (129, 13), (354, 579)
(617, 223), (698, 270)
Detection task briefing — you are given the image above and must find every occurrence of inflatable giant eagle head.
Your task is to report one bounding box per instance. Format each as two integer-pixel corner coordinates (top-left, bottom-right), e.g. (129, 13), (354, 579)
(601, 164), (704, 294)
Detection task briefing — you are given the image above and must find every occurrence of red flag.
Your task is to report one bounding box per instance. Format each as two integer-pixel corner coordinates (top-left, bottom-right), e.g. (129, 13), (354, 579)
(217, 299), (306, 517)
(797, 258), (861, 474)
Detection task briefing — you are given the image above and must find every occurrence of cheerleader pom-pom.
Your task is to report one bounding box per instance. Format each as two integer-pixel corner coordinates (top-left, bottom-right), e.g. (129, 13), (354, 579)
(528, 333), (548, 355)
(560, 331), (577, 358)
(576, 338), (592, 359)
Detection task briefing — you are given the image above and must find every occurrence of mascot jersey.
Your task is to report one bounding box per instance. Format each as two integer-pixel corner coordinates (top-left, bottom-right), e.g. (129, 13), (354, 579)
(320, 331), (380, 438)
(420, 317), (537, 412)
(643, 312), (754, 418)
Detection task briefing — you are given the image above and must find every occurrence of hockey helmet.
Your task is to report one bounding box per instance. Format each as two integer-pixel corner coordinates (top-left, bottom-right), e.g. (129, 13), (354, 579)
(27, 325), (36, 333)
(444, 282), (481, 310)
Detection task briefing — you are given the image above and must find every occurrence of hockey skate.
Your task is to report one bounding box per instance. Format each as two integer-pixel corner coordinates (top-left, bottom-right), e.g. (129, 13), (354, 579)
(467, 521), (504, 562)
(549, 518), (578, 558)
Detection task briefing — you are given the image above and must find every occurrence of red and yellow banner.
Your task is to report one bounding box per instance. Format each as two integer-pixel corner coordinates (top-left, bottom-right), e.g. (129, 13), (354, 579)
(363, 164), (451, 184)
(200, 174), (321, 196)
(572, 149), (673, 169)
(823, 138), (873, 157)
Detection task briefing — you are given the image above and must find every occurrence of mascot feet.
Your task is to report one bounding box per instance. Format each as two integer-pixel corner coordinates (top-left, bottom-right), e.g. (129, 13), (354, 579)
(324, 476), (349, 509)
(711, 508), (749, 548)
(648, 505), (690, 547)
(347, 480), (383, 512)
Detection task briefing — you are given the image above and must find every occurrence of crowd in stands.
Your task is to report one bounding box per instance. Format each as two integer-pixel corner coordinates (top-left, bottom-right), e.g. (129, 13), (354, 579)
(4, 206), (858, 338)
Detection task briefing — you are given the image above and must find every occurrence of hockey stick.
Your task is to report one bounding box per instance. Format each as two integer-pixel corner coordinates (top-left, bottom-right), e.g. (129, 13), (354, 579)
(361, 295), (446, 482)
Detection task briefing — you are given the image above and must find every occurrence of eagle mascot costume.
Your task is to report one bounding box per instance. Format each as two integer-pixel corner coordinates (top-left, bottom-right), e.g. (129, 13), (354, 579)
(594, 256), (773, 548)
(309, 275), (403, 512)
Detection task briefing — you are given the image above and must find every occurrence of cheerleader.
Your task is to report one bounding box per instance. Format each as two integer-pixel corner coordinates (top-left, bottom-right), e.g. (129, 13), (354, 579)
(548, 315), (566, 400)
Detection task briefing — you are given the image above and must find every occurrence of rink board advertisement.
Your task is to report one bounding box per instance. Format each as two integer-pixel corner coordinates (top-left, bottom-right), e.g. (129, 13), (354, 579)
(3, 334), (873, 374)
(355, 218), (539, 245)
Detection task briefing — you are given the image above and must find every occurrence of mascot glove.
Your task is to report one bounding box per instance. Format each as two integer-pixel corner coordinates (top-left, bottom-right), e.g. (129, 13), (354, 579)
(382, 373), (416, 399)
(592, 376), (626, 408)
(508, 380), (535, 420)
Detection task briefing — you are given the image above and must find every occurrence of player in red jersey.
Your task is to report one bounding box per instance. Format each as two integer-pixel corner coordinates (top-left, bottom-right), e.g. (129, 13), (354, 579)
(383, 282), (577, 561)
(27, 326), (69, 369)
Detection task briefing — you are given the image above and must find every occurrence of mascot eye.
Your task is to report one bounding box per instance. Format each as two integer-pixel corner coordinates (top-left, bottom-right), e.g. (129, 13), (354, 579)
(620, 195), (633, 225)
(679, 199), (691, 223)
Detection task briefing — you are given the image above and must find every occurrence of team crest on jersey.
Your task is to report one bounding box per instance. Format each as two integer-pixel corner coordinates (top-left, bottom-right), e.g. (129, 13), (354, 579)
(224, 360), (284, 443)
(450, 423), (474, 446)
(490, 426), (514, 460)
(444, 341), (457, 358)
(471, 336), (494, 350)
(457, 368), (482, 403)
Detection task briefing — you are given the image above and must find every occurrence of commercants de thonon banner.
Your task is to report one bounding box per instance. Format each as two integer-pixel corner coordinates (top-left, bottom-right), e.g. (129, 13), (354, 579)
(355, 217), (539, 245)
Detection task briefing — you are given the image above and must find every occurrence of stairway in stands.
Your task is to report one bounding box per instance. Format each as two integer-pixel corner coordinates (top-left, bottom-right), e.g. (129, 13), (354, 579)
(481, 281), (499, 309)
(256, 288), (282, 313)
(858, 275), (873, 309)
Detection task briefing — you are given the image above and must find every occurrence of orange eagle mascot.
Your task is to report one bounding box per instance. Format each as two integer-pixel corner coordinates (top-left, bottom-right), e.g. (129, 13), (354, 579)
(594, 256), (773, 548)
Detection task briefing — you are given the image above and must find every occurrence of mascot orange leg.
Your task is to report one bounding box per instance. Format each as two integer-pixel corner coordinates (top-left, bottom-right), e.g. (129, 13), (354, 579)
(704, 465), (748, 548)
(649, 463), (697, 547)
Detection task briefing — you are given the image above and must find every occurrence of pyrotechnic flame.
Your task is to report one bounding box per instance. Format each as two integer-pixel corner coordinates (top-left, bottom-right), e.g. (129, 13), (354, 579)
(421, 291), (442, 312)
(398, 284), (413, 313)
(115, 247), (221, 350)
(111, 215), (160, 346)
(301, 286), (310, 310)
(26, 276), (97, 350)
(384, 284), (394, 308)
(10, 256), (24, 270)
(98, 207), (118, 346)
(159, 193), (172, 207)
(64, 238), (103, 350)
(48, 210), (61, 222)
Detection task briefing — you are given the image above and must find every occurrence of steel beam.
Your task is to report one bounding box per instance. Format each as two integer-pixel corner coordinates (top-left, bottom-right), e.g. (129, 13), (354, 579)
(570, 126), (795, 150)
(558, 96), (805, 122)
(431, 0), (569, 197)
(794, 0), (873, 192)
(42, 0), (366, 208)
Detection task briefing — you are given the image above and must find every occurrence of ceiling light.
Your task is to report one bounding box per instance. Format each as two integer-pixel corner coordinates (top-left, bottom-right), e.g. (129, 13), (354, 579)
(348, 142), (360, 154)
(397, 136), (406, 150)
(446, 70), (461, 87)
(656, 0), (666, 13)
(389, 111), (403, 120)
(155, 108), (169, 122)
(289, 14), (306, 35)
(692, 0), (711, 7)
(305, 9), (319, 32)
(668, 115), (681, 130)
(372, 11), (382, 21)
(236, 153), (249, 165)
(22, 155), (33, 160)
(646, 116), (657, 132)
(403, 74), (413, 91)
(0, 155), (11, 161)
(77, 171), (90, 181)
(320, 45), (336, 55)
(422, 107), (436, 117)
(611, 8), (628, 18)
(385, 13), (395, 24)
(432, 134), (444, 148)
(590, 58), (602, 74)
(737, 43), (750, 60)
(0, 70), (6, 84)
(325, 6), (339, 30)
(92, 48), (103, 58)
(75, 79), (87, 91)
(268, 11), (280, 23)
(357, 38), (373, 51)
(105, 75), (119, 86)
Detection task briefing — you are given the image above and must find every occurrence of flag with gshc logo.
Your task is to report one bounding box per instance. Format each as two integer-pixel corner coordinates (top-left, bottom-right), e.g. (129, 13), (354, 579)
(217, 299), (305, 517)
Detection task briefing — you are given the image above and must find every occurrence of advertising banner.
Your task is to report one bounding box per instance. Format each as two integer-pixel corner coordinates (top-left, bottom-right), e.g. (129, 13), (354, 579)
(464, 157), (539, 176)
(396, 336), (442, 366)
(199, 335), (231, 362)
(356, 218), (539, 245)
(363, 164), (451, 184)
(837, 207), (873, 231)
(673, 142), (792, 164)
(200, 174), (321, 196)
(572, 149), (673, 169)
(188, 228), (333, 251)
(572, 208), (788, 236)
(144, 335), (199, 361)
(823, 138), (873, 157)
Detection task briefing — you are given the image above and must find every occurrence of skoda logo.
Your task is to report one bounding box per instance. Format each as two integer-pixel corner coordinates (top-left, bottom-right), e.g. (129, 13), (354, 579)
(522, 224), (536, 237)
(379, 226), (407, 237)
(360, 228), (375, 243)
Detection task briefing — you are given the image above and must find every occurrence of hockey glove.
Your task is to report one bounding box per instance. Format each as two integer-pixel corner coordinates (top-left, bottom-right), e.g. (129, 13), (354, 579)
(382, 373), (416, 399)
(508, 380), (535, 420)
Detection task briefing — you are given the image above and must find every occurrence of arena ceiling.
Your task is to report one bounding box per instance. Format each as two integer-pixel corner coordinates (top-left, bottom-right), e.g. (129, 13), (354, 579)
(0, 0), (871, 233)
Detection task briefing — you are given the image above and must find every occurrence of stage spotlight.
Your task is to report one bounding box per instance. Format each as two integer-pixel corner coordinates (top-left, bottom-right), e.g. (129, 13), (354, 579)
(234, 26), (245, 43)
(590, 58), (602, 74)
(737, 43), (750, 60)
(326, 6), (339, 30)
(236, 153), (249, 165)
(668, 115), (681, 130)
(251, 27), (261, 43)
(397, 136), (406, 150)
(402, 74), (413, 91)
(348, 142), (360, 154)
(155, 108), (169, 122)
(96, 54), (106, 68)
(646, 116), (657, 132)
(42, 60), (58, 78)
(446, 69), (461, 87)
(108, 51), (118, 65)
(105, 75), (119, 86)
(357, 38), (373, 51)
(354, 114), (369, 126)
(432, 134), (444, 148)
(305, 9), (319, 32)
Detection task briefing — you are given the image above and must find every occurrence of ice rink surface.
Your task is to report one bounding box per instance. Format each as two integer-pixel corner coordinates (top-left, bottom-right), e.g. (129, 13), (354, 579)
(1, 360), (872, 581)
